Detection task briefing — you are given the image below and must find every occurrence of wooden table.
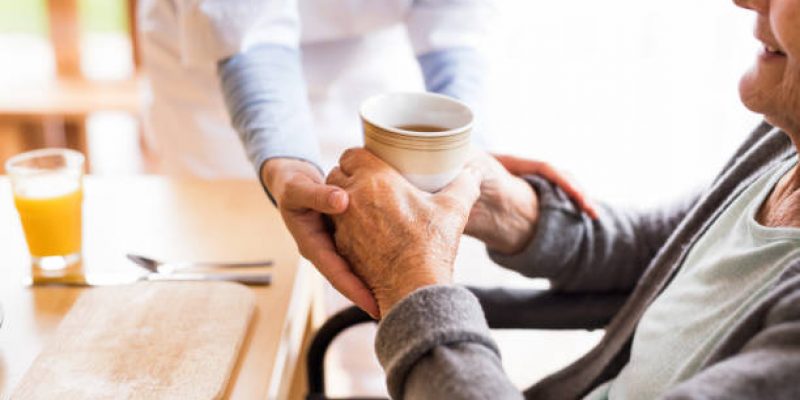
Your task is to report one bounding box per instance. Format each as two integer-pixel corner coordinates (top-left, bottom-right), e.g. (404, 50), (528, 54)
(0, 176), (316, 399)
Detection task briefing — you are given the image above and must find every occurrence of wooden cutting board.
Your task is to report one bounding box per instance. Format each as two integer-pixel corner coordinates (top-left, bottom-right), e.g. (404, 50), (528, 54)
(12, 282), (255, 400)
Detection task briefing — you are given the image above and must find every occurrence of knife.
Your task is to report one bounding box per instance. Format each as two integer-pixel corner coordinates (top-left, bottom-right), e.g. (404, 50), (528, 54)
(29, 271), (272, 287)
(127, 254), (273, 274)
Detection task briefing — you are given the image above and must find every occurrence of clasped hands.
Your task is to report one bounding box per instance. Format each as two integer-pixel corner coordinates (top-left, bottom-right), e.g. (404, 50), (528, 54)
(324, 149), (595, 318)
(262, 149), (592, 319)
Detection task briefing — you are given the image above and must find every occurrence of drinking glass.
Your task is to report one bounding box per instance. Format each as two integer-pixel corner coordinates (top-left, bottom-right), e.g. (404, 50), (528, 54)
(6, 148), (85, 273)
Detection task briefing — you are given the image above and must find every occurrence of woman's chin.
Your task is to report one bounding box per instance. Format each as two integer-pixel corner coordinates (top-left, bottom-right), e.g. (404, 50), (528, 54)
(738, 67), (775, 114)
(738, 73), (764, 114)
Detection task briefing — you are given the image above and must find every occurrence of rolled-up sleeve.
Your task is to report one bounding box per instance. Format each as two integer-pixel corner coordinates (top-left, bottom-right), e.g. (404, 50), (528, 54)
(408, 0), (495, 146)
(417, 48), (489, 146)
(176, 0), (300, 66)
(175, 0), (315, 201)
(218, 44), (320, 203)
(406, 0), (494, 56)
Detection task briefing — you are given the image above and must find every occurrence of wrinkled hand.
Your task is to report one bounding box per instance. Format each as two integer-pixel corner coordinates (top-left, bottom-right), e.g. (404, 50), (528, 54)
(326, 149), (481, 317)
(262, 158), (379, 318)
(465, 152), (597, 255)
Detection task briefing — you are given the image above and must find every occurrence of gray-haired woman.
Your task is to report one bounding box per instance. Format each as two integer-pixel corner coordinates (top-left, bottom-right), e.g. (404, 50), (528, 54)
(326, 0), (800, 398)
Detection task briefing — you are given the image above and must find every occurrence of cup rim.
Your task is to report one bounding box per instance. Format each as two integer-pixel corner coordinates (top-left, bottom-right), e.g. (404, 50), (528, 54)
(5, 148), (85, 176)
(359, 92), (474, 138)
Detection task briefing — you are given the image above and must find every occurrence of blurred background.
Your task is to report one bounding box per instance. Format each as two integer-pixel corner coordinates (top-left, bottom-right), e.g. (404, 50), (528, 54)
(0, 0), (141, 175)
(0, 0), (762, 202)
(0, 0), (763, 395)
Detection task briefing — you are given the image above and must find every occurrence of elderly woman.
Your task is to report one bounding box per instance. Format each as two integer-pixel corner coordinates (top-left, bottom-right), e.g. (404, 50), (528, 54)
(326, 0), (800, 398)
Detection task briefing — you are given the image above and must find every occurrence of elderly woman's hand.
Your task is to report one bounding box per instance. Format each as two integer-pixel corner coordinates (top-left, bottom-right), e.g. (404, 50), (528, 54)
(464, 152), (596, 255)
(327, 149), (481, 317)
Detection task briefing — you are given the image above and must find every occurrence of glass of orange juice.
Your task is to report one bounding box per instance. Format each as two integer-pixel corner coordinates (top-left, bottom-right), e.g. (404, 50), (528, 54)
(6, 148), (85, 273)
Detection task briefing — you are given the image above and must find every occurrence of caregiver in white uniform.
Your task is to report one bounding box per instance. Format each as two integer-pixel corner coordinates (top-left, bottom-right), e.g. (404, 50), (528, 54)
(137, 0), (494, 318)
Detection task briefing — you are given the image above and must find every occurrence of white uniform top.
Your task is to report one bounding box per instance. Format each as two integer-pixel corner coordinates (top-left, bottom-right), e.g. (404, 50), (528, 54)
(137, 0), (492, 178)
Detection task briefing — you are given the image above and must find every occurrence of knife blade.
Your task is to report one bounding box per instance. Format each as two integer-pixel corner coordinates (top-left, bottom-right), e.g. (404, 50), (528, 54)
(29, 271), (272, 287)
(126, 254), (273, 274)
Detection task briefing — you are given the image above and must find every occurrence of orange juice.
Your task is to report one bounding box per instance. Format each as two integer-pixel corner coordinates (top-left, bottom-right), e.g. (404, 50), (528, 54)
(13, 180), (83, 257)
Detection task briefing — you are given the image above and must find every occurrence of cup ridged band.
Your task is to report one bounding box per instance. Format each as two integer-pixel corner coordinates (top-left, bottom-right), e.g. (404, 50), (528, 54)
(362, 120), (470, 151)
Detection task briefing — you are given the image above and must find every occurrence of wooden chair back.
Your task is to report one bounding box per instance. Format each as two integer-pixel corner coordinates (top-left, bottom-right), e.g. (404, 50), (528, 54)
(0, 0), (142, 173)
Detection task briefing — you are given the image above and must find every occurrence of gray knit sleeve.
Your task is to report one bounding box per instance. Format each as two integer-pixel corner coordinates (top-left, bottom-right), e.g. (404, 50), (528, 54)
(376, 285), (522, 400)
(489, 176), (698, 292)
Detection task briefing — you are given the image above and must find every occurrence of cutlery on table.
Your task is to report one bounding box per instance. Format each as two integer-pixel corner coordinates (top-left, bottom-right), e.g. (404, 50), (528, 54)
(30, 271), (272, 287)
(126, 254), (273, 274)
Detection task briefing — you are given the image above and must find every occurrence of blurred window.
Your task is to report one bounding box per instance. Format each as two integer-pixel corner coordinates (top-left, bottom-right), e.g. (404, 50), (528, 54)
(0, 0), (47, 34)
(79, 0), (128, 34)
(0, 0), (127, 34)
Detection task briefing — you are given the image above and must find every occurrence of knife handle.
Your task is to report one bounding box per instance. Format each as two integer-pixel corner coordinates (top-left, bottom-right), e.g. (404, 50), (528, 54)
(148, 273), (272, 286)
(166, 260), (274, 270)
(201, 273), (272, 286)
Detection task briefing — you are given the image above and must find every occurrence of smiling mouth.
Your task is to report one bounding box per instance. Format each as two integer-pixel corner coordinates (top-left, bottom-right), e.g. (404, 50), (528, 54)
(764, 44), (786, 57)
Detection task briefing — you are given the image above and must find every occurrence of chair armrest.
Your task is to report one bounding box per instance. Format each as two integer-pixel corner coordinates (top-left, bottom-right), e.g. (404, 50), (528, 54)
(305, 286), (630, 399)
(472, 287), (629, 330)
(306, 306), (375, 400)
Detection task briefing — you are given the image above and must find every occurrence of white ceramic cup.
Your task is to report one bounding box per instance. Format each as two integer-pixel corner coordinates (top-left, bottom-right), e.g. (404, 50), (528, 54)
(360, 92), (473, 192)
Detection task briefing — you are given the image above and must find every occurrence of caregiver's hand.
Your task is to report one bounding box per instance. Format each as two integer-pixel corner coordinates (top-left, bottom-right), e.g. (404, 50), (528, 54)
(327, 149), (481, 317)
(465, 152), (597, 255)
(495, 154), (596, 219)
(262, 157), (379, 318)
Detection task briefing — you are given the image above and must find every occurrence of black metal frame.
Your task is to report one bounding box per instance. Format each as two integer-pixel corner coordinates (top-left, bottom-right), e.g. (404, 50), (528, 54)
(305, 286), (629, 400)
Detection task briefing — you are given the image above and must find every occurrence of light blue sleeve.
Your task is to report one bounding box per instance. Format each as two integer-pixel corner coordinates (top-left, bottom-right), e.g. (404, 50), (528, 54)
(218, 44), (490, 203)
(417, 48), (490, 147)
(217, 43), (321, 202)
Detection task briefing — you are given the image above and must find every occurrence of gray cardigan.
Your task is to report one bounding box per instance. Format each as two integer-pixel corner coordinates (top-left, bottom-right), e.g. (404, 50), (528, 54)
(375, 122), (800, 399)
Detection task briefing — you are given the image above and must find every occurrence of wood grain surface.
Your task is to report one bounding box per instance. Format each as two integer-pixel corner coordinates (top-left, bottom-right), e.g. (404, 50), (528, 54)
(11, 282), (255, 400)
(0, 177), (312, 399)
